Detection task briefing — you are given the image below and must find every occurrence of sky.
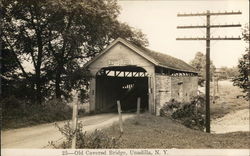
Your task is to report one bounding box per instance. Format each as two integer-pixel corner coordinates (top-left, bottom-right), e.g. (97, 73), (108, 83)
(117, 0), (249, 68)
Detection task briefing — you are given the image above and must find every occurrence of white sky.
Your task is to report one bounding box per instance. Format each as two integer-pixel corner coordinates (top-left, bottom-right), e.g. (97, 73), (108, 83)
(118, 0), (249, 68)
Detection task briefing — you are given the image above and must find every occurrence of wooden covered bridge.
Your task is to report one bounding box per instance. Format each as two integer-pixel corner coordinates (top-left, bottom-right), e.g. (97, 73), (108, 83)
(84, 38), (198, 115)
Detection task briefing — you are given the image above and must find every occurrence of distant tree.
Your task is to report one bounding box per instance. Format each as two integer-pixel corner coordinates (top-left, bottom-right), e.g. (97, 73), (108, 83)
(217, 66), (239, 80)
(190, 52), (216, 86)
(233, 24), (249, 100)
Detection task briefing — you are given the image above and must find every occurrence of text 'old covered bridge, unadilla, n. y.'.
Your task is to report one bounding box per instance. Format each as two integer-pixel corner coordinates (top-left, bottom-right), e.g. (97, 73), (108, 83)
(84, 38), (198, 115)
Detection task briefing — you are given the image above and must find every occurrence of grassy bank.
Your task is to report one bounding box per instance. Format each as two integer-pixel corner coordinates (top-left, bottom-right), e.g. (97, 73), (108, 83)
(210, 80), (249, 119)
(105, 113), (249, 148)
(1, 98), (86, 130)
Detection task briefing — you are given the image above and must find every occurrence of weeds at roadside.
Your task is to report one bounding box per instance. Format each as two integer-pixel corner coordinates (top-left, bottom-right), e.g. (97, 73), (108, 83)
(50, 121), (120, 149)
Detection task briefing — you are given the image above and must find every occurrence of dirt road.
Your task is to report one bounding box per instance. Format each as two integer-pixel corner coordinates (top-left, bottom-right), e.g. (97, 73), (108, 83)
(206, 80), (249, 133)
(1, 113), (135, 149)
(211, 109), (249, 134)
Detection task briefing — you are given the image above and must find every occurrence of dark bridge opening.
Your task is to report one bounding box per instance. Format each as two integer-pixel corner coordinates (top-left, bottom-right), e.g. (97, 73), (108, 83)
(95, 66), (148, 113)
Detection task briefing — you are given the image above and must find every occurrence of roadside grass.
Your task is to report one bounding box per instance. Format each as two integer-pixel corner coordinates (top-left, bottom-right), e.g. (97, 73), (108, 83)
(104, 113), (250, 148)
(210, 80), (249, 119)
(1, 98), (86, 130)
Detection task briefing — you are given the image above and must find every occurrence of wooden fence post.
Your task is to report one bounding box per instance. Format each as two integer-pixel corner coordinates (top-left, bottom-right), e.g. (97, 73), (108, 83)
(137, 97), (141, 117)
(216, 77), (219, 93)
(117, 100), (123, 134)
(71, 100), (78, 149)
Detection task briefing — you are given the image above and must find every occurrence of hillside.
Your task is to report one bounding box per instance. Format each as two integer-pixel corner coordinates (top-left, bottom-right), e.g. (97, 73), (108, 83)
(104, 80), (249, 148)
(105, 113), (249, 148)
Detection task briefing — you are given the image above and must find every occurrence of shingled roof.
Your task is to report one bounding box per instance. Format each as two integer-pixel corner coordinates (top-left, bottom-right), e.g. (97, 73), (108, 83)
(135, 46), (197, 73)
(84, 38), (197, 73)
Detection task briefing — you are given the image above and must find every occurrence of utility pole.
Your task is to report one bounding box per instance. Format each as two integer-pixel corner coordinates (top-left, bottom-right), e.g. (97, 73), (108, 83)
(177, 10), (241, 133)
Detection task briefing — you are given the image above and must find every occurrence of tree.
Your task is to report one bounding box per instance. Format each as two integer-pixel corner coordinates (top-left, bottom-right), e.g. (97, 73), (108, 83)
(190, 52), (216, 86)
(1, 0), (54, 104)
(1, 39), (35, 101)
(1, 40), (19, 98)
(44, 0), (148, 100)
(233, 24), (249, 100)
(217, 66), (239, 80)
(1, 0), (148, 103)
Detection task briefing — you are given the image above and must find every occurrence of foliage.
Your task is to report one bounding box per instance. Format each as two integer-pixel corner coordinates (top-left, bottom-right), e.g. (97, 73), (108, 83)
(160, 96), (205, 131)
(190, 52), (216, 86)
(78, 88), (89, 104)
(160, 99), (181, 117)
(233, 24), (250, 100)
(1, 0), (148, 104)
(1, 97), (82, 129)
(2, 0), (52, 104)
(217, 66), (239, 80)
(1, 40), (34, 101)
(1, 41), (19, 78)
(51, 121), (120, 148)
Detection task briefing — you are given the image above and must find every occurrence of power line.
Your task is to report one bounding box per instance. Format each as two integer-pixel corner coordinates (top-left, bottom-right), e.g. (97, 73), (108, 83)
(176, 10), (242, 133)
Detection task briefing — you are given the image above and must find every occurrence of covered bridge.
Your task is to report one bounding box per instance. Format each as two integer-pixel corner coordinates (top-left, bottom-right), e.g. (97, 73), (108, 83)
(84, 38), (198, 115)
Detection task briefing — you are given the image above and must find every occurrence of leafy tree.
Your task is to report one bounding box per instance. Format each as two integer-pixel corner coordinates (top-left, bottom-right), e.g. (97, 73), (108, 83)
(233, 24), (249, 100)
(44, 0), (148, 100)
(1, 40), (19, 98)
(1, 0), (53, 104)
(190, 52), (216, 86)
(1, 36), (35, 101)
(1, 0), (148, 103)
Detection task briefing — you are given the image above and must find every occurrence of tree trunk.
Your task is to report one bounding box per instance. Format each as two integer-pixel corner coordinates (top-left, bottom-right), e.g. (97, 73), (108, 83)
(36, 30), (43, 105)
(55, 63), (63, 100)
(55, 69), (61, 99)
(35, 67), (42, 105)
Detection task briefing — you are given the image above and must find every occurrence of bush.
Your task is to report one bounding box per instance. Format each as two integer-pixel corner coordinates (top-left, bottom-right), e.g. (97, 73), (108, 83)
(50, 121), (120, 148)
(41, 99), (73, 122)
(160, 99), (181, 117)
(1, 97), (85, 129)
(160, 96), (205, 131)
(1, 96), (29, 121)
